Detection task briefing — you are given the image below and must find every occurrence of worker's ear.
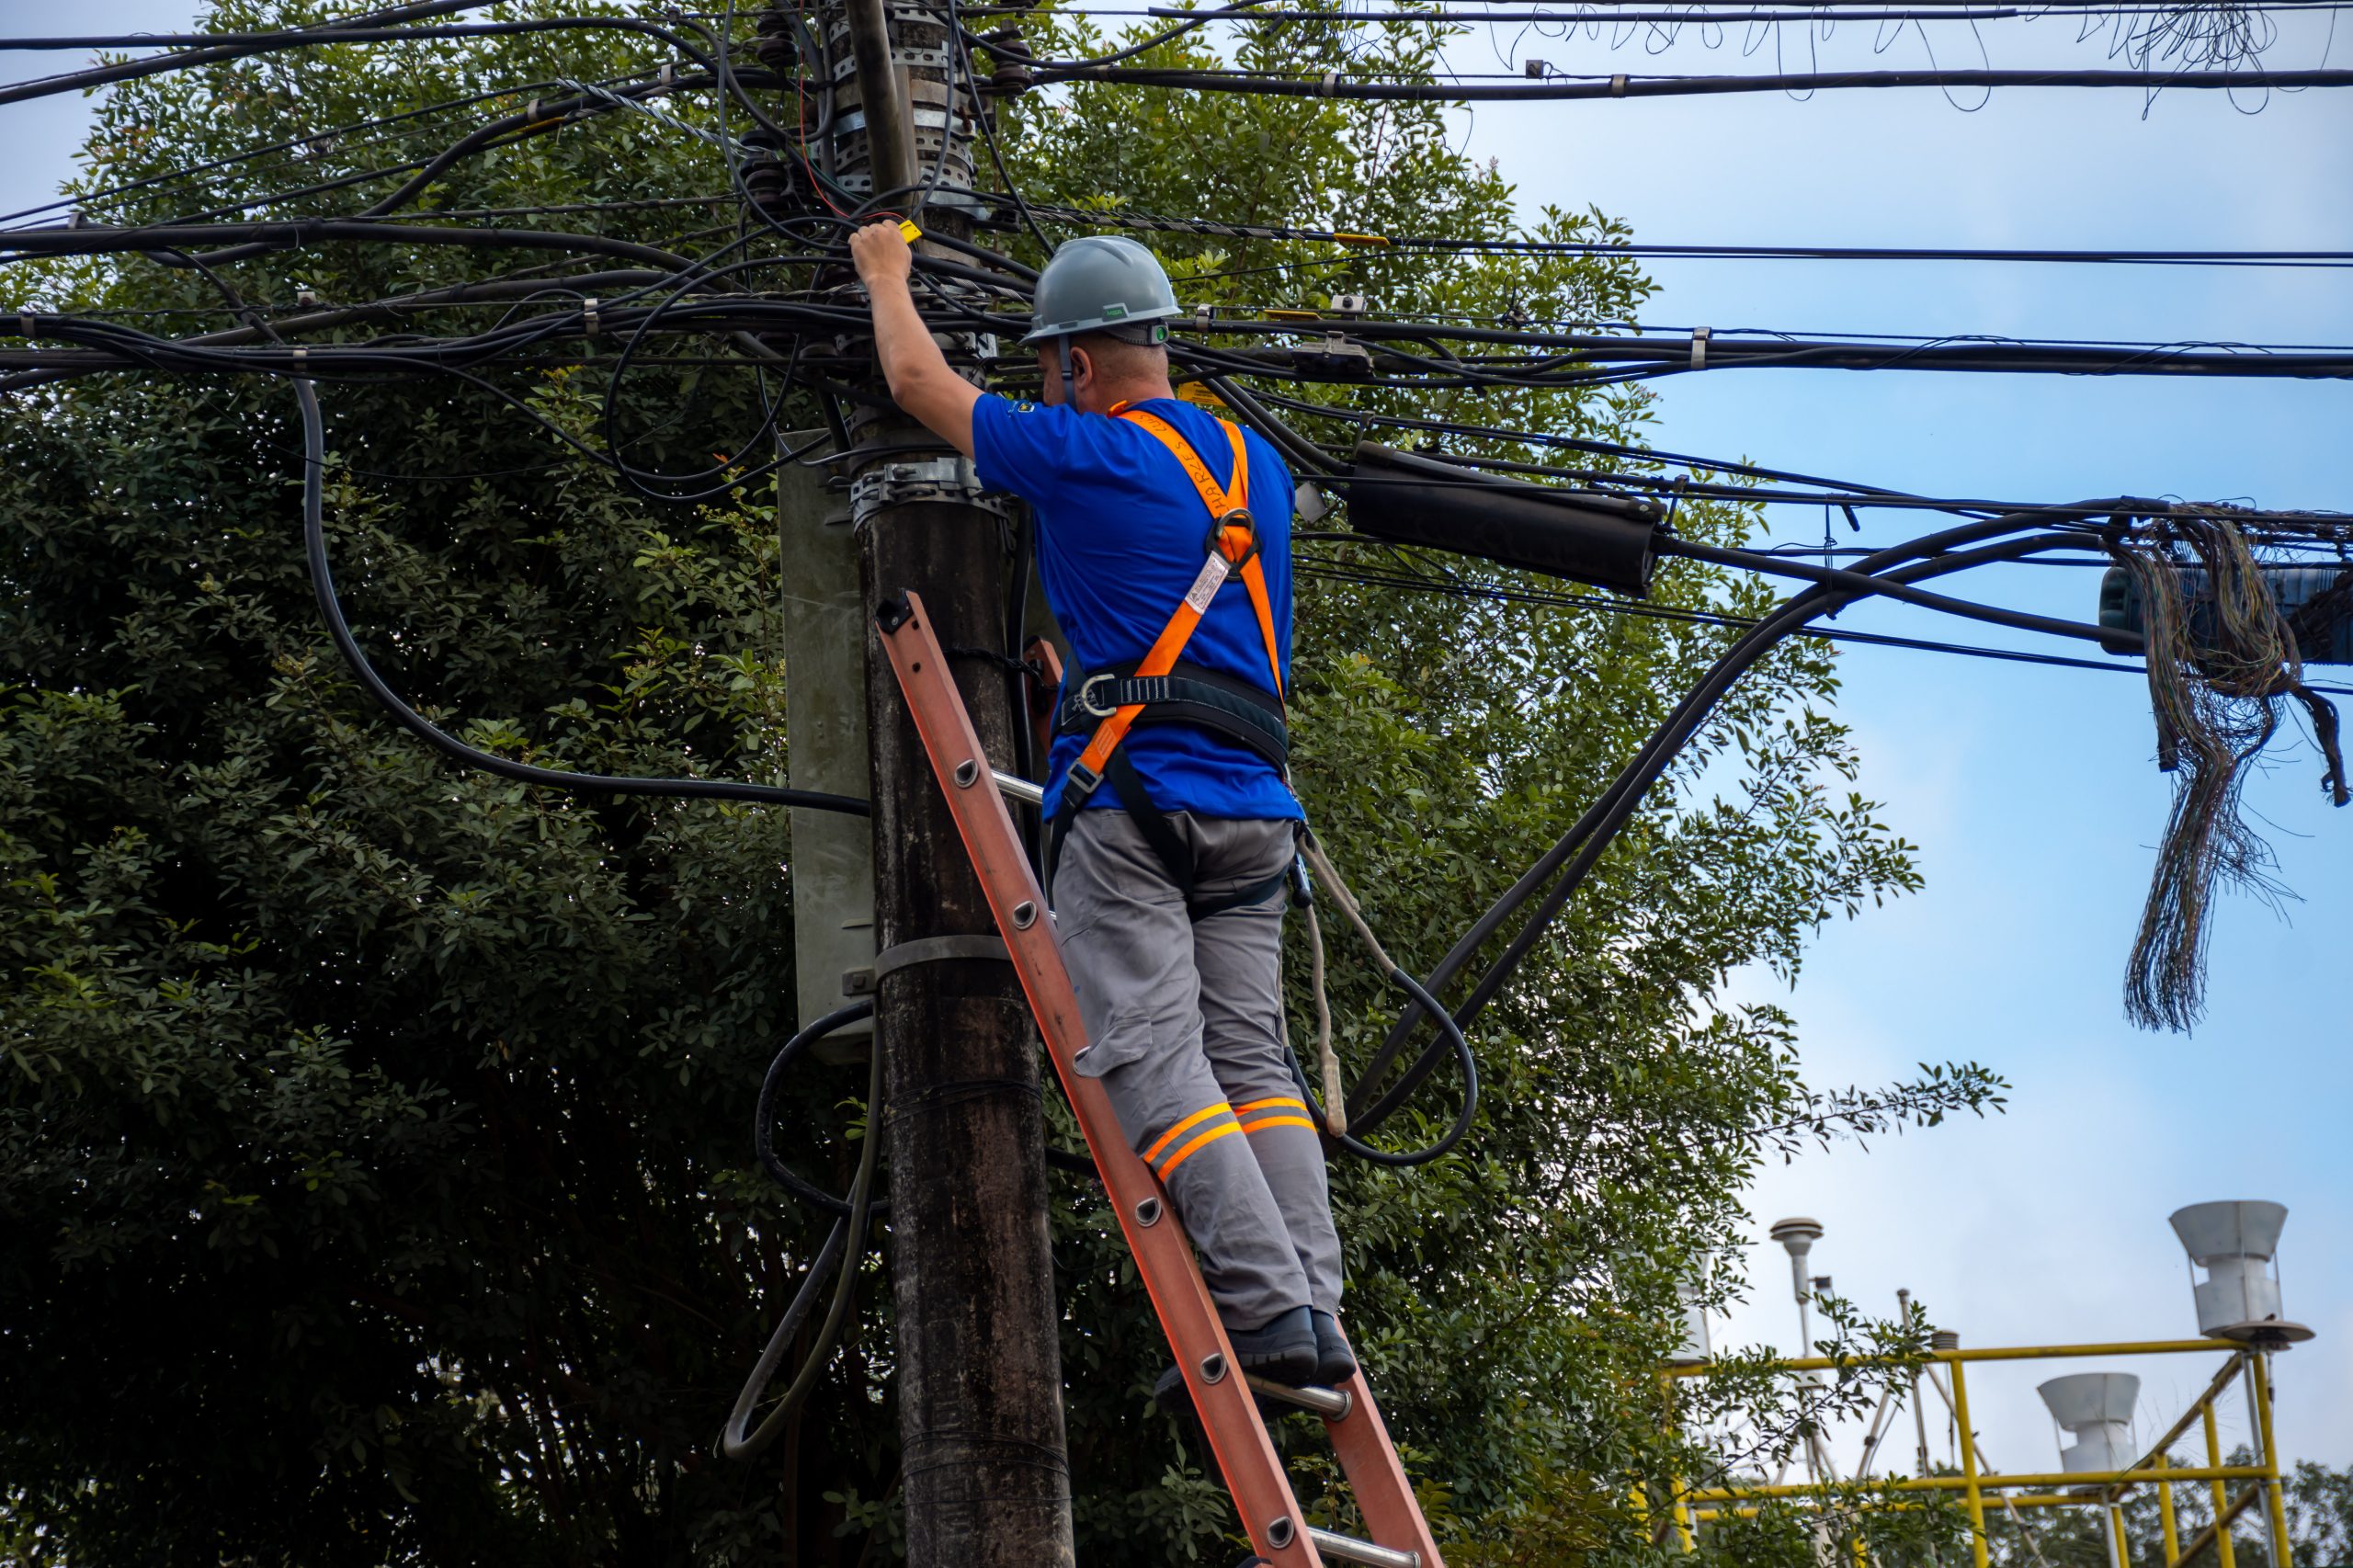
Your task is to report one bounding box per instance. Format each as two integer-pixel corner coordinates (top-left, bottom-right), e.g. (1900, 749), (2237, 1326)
(1068, 344), (1095, 399)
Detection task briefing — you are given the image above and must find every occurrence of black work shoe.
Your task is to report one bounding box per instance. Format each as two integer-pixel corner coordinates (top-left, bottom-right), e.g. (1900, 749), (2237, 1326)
(1224, 1304), (1319, 1386)
(1153, 1306), (1319, 1415)
(1154, 1360), (1293, 1420)
(1310, 1309), (1358, 1386)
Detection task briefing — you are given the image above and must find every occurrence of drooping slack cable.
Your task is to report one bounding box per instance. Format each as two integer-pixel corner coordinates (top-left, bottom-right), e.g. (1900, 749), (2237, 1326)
(292, 377), (870, 815)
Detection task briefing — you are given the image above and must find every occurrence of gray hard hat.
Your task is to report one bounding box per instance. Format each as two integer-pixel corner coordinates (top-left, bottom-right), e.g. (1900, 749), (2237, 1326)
(1022, 235), (1181, 346)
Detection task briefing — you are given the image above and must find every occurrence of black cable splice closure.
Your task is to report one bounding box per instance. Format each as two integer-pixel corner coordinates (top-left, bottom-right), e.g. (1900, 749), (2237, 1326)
(1345, 441), (1664, 597)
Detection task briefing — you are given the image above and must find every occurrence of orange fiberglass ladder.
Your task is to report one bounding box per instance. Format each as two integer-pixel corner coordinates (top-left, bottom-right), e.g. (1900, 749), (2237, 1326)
(878, 590), (1445, 1568)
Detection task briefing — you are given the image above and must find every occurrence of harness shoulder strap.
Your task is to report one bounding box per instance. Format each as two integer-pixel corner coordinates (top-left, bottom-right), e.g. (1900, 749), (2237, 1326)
(1117, 408), (1284, 704)
(1119, 405), (1249, 517)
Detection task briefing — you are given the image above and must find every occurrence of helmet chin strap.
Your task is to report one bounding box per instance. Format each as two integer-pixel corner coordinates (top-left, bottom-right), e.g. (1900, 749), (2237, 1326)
(1056, 336), (1076, 411)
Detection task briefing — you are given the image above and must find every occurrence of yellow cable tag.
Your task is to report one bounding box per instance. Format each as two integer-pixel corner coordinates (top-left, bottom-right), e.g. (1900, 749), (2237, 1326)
(1177, 381), (1227, 410)
(898, 220), (923, 244)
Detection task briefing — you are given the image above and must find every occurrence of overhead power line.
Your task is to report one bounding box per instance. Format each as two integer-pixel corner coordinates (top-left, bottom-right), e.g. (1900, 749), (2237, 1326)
(971, 196), (2353, 269)
(1294, 552), (2353, 695)
(1117, 0), (2353, 14)
(1032, 62), (2353, 97)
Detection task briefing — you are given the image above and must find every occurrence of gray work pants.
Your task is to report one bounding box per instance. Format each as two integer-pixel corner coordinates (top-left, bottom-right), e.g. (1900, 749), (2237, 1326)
(1055, 809), (1344, 1329)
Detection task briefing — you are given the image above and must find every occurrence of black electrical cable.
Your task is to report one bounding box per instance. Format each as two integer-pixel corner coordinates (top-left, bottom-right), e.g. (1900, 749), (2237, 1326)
(1006, 513), (1041, 795)
(0, 75), (605, 231)
(293, 377), (869, 815)
(140, 66), (680, 231)
(722, 1000), (885, 1461)
(1114, 2), (2353, 19)
(756, 1002), (891, 1216)
(1346, 513), (2132, 1131)
(2, 218), (707, 274)
(717, 0), (847, 249)
(972, 195), (2353, 271)
(0, 0), (503, 109)
(595, 239), (817, 503)
(952, 6), (1056, 253)
(0, 13), (731, 112)
(1296, 964), (1480, 1166)
(1349, 517), (2106, 1124)
(1031, 61), (2353, 97)
(1168, 317), (2353, 381)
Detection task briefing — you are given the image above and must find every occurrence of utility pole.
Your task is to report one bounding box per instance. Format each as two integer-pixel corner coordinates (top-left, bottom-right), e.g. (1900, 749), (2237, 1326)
(745, 5), (1074, 1562)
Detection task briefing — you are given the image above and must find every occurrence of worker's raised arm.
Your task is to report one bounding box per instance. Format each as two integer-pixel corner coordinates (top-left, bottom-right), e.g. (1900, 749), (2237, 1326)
(849, 222), (982, 459)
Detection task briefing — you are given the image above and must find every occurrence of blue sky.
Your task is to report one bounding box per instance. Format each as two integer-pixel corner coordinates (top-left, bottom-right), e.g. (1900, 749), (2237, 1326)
(7, 0), (2347, 1486)
(1456, 9), (2353, 1477)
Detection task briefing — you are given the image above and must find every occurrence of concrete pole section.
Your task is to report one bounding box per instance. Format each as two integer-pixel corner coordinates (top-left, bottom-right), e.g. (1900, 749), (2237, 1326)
(778, 436), (876, 1045)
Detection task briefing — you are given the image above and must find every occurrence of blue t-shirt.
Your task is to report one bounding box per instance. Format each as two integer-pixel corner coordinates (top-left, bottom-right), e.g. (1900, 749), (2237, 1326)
(972, 393), (1302, 822)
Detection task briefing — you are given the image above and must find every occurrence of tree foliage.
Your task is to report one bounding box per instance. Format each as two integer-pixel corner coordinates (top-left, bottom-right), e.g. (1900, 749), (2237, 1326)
(1983, 1449), (2353, 1568)
(2, 3), (1998, 1562)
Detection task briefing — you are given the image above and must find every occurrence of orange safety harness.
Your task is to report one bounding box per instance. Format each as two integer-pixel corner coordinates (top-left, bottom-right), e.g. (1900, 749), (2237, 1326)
(1047, 405), (1299, 915)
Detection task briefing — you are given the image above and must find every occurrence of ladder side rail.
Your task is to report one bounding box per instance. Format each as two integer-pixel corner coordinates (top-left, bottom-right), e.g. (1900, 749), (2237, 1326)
(1324, 1365), (1447, 1566)
(878, 592), (1325, 1566)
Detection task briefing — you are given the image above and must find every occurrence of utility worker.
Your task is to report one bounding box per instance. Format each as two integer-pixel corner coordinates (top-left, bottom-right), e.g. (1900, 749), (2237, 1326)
(848, 222), (1348, 1388)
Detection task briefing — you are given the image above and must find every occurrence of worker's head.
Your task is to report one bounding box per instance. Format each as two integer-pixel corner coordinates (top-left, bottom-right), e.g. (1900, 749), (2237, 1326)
(1023, 235), (1182, 411)
(1033, 324), (1169, 413)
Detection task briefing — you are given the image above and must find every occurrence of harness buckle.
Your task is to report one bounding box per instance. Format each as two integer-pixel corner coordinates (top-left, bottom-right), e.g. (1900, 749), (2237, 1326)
(1076, 671), (1121, 719)
(1063, 760), (1104, 804)
(1210, 506), (1259, 568)
(1287, 851), (1314, 909)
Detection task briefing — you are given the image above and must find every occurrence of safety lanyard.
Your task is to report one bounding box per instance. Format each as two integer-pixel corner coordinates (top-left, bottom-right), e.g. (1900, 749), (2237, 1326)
(1065, 408), (1286, 796)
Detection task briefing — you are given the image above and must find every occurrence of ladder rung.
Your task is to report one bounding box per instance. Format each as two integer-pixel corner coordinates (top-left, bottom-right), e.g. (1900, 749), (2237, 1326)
(1245, 1373), (1352, 1421)
(1307, 1525), (1421, 1568)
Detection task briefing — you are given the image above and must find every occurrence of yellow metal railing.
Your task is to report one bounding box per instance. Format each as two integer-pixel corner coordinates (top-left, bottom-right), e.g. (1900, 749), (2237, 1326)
(1662, 1339), (2293, 1568)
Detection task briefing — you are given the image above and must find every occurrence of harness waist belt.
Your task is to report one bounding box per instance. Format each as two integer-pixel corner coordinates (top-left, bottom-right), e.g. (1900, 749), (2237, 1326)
(1054, 659), (1290, 769)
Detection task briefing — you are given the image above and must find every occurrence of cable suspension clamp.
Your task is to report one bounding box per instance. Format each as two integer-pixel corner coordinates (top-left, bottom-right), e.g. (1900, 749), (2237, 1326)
(582, 298), (601, 337)
(1689, 324), (1711, 371)
(868, 934), (1013, 987)
(850, 454), (1012, 528)
(1610, 72), (1629, 96)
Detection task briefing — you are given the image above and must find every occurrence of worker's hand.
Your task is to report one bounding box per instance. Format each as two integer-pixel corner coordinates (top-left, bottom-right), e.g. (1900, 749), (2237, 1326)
(849, 220), (914, 290)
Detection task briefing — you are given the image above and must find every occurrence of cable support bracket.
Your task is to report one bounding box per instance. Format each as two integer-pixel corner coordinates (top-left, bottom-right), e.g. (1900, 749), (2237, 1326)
(825, 8), (948, 49)
(1689, 324), (1711, 370)
(1292, 330), (1377, 378)
(847, 933), (1015, 996)
(831, 46), (951, 79)
(832, 105), (966, 138)
(851, 453), (1013, 528)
